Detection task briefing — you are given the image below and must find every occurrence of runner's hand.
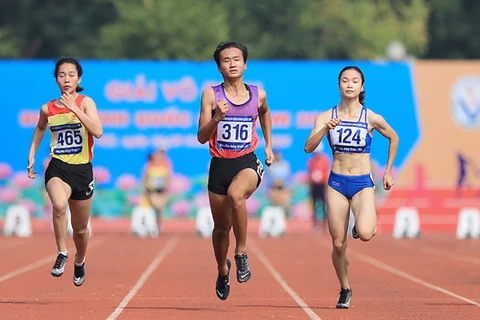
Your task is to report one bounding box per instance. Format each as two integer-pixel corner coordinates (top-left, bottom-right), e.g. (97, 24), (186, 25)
(27, 157), (37, 179)
(60, 92), (77, 111)
(325, 118), (341, 130)
(264, 147), (275, 167)
(214, 99), (229, 121)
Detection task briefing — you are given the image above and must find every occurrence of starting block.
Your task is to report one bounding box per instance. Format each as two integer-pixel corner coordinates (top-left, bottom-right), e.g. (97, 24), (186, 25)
(66, 205), (93, 237)
(258, 206), (286, 238)
(130, 205), (159, 238)
(3, 204), (32, 237)
(392, 207), (420, 239)
(195, 206), (214, 238)
(456, 208), (480, 239)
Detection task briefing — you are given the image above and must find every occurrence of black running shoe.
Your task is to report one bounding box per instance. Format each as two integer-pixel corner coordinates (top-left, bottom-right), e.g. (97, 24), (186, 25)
(73, 258), (86, 287)
(51, 253), (68, 277)
(234, 254), (251, 283)
(352, 225), (359, 239)
(215, 259), (231, 300)
(336, 288), (352, 309)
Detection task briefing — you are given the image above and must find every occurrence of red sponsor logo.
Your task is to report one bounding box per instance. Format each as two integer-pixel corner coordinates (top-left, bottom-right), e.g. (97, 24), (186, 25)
(18, 110), (39, 128)
(99, 110), (130, 128)
(296, 111), (320, 129)
(271, 111), (291, 128)
(134, 108), (192, 129)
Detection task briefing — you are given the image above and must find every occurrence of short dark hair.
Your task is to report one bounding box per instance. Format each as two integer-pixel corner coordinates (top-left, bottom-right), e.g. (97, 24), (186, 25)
(338, 66), (366, 105)
(213, 41), (248, 66)
(53, 57), (84, 92)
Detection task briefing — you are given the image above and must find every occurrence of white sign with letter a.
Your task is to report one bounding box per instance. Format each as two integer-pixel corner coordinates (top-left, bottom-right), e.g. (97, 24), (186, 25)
(3, 204), (32, 238)
(195, 206), (214, 238)
(392, 207), (420, 239)
(130, 205), (159, 238)
(258, 206), (286, 238)
(456, 208), (480, 239)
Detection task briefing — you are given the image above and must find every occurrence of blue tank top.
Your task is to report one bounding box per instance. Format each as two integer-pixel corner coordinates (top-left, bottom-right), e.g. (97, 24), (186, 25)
(327, 106), (372, 154)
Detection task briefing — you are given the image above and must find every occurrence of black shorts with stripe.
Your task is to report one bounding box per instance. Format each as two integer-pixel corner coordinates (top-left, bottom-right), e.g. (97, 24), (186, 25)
(208, 152), (264, 195)
(45, 157), (95, 200)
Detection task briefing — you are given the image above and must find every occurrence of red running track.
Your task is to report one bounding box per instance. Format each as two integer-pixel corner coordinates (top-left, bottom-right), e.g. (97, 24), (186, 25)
(0, 231), (479, 319)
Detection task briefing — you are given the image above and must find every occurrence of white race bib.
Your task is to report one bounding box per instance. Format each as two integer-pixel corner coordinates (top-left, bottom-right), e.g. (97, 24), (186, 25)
(329, 123), (368, 152)
(217, 116), (253, 150)
(149, 176), (166, 189)
(51, 123), (85, 155)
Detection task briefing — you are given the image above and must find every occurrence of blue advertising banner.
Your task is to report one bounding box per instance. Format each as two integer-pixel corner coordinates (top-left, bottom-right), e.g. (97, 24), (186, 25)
(0, 60), (418, 218)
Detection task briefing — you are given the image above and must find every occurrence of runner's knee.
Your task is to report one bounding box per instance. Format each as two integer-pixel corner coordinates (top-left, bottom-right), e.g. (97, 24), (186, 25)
(358, 227), (376, 241)
(227, 190), (246, 210)
(213, 225), (231, 237)
(51, 198), (68, 216)
(332, 238), (347, 255)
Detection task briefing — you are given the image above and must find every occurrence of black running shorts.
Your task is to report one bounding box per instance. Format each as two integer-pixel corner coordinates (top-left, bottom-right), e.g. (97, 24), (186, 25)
(208, 152), (264, 195)
(45, 157), (95, 200)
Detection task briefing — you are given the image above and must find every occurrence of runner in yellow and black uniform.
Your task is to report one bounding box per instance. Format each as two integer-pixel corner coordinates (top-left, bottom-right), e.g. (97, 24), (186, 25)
(27, 57), (103, 287)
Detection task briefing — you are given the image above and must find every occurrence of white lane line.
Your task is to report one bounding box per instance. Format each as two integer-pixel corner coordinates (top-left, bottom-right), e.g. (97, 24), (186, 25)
(106, 236), (179, 320)
(318, 240), (480, 308)
(354, 252), (480, 308)
(250, 239), (322, 320)
(0, 238), (104, 283)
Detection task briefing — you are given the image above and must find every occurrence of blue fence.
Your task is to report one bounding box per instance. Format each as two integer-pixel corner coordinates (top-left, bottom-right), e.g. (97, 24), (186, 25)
(0, 60), (418, 218)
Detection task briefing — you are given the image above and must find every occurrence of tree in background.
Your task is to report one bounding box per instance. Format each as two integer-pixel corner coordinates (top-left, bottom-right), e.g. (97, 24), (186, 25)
(0, 0), (116, 58)
(95, 0), (230, 59)
(223, 0), (429, 60)
(425, 0), (480, 59)
(0, 0), (477, 60)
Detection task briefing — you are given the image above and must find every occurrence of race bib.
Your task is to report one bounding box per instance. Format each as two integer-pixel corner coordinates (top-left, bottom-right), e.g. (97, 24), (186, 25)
(330, 126), (367, 147)
(330, 123), (369, 153)
(217, 116), (253, 150)
(51, 123), (84, 155)
(149, 176), (166, 189)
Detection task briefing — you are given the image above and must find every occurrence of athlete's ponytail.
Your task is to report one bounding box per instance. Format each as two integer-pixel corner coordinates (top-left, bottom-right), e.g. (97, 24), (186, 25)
(359, 90), (366, 106)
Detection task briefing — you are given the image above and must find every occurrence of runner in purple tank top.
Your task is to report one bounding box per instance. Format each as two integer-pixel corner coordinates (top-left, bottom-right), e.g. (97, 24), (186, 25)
(197, 41), (275, 301)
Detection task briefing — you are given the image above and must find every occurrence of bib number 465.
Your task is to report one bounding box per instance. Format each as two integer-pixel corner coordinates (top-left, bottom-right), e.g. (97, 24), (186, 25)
(57, 130), (83, 146)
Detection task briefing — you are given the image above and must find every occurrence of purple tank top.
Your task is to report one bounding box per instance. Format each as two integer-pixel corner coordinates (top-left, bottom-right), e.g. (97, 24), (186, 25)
(209, 84), (260, 158)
